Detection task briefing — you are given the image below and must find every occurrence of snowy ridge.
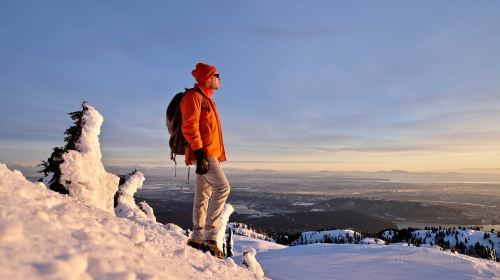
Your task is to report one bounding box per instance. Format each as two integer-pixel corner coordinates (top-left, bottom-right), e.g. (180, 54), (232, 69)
(0, 164), (264, 279)
(291, 229), (363, 246)
(229, 222), (273, 242)
(383, 228), (500, 261)
(289, 227), (497, 261)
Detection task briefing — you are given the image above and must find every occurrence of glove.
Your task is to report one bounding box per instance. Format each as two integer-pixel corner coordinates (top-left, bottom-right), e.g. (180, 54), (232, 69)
(194, 149), (209, 175)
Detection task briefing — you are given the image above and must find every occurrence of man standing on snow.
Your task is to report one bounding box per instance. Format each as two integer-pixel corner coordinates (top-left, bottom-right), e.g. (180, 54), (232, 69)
(181, 62), (229, 258)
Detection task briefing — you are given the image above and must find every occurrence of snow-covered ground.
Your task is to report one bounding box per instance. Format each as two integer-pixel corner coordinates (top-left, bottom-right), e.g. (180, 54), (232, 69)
(411, 228), (500, 251)
(256, 243), (499, 280)
(0, 164), (262, 280)
(231, 232), (499, 279)
(2, 163), (500, 279)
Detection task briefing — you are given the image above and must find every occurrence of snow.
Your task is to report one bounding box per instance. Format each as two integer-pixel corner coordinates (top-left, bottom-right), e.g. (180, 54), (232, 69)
(0, 218), (23, 243)
(115, 171), (157, 225)
(229, 223), (273, 242)
(383, 229), (396, 240)
(241, 247), (264, 277)
(228, 232), (500, 279)
(119, 171), (145, 195)
(232, 235), (286, 256)
(412, 228), (500, 250)
(290, 229), (361, 245)
(0, 164), (263, 279)
(2, 163), (500, 279)
(383, 228), (500, 259)
(256, 243), (500, 280)
(216, 204), (234, 249)
(360, 237), (386, 245)
(138, 201), (156, 222)
(49, 105), (120, 213)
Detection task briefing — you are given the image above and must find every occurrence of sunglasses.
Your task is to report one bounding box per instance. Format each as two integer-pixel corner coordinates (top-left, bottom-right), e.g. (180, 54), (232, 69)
(213, 73), (220, 79)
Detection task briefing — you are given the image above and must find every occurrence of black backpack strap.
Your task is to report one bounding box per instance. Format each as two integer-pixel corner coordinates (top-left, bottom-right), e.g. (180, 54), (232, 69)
(193, 87), (206, 97)
(192, 87), (210, 112)
(194, 87), (205, 102)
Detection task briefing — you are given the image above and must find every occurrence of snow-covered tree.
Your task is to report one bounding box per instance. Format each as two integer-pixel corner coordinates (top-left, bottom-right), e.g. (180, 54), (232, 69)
(38, 102), (89, 194)
(39, 102), (119, 213)
(115, 170), (156, 224)
(241, 247), (264, 277)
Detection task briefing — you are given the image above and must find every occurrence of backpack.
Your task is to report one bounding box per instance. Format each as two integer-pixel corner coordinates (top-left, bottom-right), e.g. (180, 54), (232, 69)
(166, 87), (205, 164)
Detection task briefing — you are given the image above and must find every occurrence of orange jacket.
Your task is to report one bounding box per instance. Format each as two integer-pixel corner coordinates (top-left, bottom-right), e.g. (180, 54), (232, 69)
(180, 84), (226, 165)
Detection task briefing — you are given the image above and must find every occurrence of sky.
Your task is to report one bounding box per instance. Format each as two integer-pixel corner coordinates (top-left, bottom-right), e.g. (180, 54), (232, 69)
(1, 1), (500, 172)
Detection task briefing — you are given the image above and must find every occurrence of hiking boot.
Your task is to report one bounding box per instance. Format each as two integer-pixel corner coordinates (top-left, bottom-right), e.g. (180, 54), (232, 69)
(205, 240), (224, 259)
(187, 239), (205, 250)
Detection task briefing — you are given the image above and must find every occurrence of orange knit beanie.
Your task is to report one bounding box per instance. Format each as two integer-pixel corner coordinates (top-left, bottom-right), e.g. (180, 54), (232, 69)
(192, 62), (217, 83)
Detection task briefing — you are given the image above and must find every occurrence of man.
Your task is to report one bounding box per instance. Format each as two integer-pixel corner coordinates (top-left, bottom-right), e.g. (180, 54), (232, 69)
(181, 62), (229, 258)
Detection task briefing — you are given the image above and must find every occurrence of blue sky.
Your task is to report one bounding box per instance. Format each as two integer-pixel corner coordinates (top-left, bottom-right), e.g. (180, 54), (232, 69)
(1, 1), (500, 172)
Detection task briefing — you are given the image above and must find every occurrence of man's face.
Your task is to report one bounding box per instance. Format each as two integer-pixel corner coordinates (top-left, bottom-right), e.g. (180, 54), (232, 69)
(206, 73), (221, 91)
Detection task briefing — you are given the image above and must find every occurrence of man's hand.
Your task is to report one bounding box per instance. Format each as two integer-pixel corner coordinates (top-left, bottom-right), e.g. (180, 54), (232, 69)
(194, 149), (209, 175)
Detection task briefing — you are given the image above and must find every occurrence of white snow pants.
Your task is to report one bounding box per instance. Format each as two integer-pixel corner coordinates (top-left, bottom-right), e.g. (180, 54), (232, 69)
(191, 157), (230, 241)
